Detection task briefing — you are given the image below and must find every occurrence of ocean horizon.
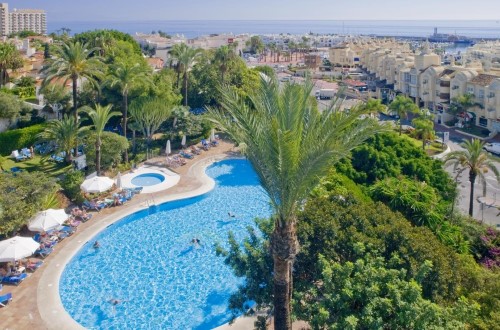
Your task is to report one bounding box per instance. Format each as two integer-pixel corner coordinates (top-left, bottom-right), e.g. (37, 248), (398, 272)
(48, 20), (500, 39)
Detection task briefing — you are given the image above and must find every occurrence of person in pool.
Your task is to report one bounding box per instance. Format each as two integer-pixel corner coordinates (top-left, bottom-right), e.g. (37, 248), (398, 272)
(191, 238), (201, 245)
(93, 241), (101, 249)
(228, 212), (236, 218)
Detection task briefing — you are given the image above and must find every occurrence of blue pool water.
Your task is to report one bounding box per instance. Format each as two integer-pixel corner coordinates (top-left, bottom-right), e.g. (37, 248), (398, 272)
(60, 159), (271, 329)
(131, 173), (166, 186)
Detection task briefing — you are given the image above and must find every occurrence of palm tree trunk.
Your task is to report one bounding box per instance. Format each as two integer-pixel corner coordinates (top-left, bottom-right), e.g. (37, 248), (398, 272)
(132, 130), (136, 155)
(271, 218), (298, 330)
(72, 76), (79, 157)
(176, 66), (181, 89)
(96, 137), (101, 176)
(184, 71), (188, 107)
(422, 139), (426, 150)
(123, 92), (129, 163)
(469, 172), (476, 216)
(399, 122), (402, 136)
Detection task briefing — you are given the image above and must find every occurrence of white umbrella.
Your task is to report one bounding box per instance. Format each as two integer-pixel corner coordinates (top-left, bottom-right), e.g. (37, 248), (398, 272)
(81, 176), (114, 193)
(28, 209), (68, 232)
(116, 172), (123, 190)
(181, 135), (186, 147)
(0, 236), (40, 262)
(166, 140), (171, 156)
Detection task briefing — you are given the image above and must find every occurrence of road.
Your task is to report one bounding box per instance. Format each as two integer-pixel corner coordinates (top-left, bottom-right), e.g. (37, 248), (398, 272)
(443, 136), (500, 228)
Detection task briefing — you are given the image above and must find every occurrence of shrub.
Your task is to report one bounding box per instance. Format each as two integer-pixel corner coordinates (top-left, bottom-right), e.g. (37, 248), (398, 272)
(0, 124), (46, 156)
(84, 132), (128, 172)
(60, 170), (85, 204)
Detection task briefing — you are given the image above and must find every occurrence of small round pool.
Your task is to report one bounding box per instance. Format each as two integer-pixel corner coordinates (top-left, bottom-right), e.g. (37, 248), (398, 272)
(130, 173), (165, 186)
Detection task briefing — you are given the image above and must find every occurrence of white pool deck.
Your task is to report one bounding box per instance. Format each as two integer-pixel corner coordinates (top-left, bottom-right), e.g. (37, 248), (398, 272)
(119, 165), (180, 194)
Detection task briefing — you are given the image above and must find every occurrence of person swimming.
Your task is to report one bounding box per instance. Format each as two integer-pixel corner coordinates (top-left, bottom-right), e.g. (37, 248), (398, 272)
(228, 212), (236, 218)
(93, 241), (101, 249)
(191, 238), (201, 245)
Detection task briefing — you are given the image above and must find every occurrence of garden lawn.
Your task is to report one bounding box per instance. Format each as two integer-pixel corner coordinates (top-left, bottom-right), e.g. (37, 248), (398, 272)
(2, 155), (71, 177)
(398, 133), (444, 155)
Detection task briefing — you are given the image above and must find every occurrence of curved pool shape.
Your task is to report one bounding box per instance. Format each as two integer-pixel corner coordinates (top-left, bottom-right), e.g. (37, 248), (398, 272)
(60, 159), (271, 329)
(130, 173), (166, 186)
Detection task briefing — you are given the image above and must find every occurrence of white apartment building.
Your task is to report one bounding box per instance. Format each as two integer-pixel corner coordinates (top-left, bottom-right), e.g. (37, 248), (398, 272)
(9, 8), (46, 35)
(0, 3), (8, 36)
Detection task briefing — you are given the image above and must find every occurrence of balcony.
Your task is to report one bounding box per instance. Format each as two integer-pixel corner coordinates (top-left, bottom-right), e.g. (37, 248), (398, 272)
(440, 81), (450, 87)
(439, 93), (450, 100)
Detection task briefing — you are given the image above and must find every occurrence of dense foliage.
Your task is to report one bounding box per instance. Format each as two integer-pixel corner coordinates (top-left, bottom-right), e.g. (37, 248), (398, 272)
(0, 172), (58, 236)
(337, 132), (456, 202)
(217, 171), (500, 329)
(0, 92), (26, 120)
(83, 131), (128, 171)
(60, 170), (85, 203)
(0, 124), (45, 156)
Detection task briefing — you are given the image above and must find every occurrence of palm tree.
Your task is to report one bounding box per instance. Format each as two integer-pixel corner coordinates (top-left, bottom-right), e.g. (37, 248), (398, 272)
(168, 43), (184, 89)
(0, 42), (23, 87)
(42, 40), (104, 137)
(214, 45), (235, 82)
(361, 98), (385, 118)
(82, 104), (121, 175)
(169, 43), (203, 105)
(389, 95), (419, 135)
(37, 116), (89, 163)
(444, 139), (500, 216)
(206, 78), (381, 329)
(412, 117), (435, 150)
(105, 60), (152, 162)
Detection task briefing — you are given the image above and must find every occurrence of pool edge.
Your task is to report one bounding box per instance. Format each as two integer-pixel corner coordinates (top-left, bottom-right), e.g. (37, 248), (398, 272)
(37, 154), (240, 330)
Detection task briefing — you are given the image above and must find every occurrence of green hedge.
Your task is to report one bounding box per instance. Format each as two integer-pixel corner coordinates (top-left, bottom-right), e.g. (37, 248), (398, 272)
(0, 124), (46, 156)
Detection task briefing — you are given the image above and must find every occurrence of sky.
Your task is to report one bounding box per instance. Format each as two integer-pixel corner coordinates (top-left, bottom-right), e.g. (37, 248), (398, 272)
(7, 0), (500, 21)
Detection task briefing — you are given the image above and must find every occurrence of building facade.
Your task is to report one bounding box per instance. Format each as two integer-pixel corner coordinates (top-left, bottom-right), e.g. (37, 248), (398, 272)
(9, 8), (47, 35)
(0, 3), (8, 36)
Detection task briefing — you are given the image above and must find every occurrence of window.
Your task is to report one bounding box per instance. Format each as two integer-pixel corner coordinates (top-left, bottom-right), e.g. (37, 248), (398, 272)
(489, 92), (496, 98)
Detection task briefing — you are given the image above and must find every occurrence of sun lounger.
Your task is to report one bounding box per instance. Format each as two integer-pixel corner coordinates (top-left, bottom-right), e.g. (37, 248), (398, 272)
(11, 150), (27, 162)
(35, 247), (53, 259)
(1, 273), (28, 286)
(0, 292), (12, 307)
(82, 200), (106, 212)
(26, 261), (43, 272)
(180, 151), (194, 159)
(201, 139), (211, 151)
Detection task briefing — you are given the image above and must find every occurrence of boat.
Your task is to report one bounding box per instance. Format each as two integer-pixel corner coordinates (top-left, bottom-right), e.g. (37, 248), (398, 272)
(428, 27), (474, 45)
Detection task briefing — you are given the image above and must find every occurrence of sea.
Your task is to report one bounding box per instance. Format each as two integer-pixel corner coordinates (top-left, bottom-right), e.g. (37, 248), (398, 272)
(48, 20), (500, 39)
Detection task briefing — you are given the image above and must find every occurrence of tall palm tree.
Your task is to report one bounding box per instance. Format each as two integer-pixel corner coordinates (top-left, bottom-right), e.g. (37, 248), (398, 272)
(0, 42), (23, 87)
(82, 104), (121, 175)
(389, 95), (419, 135)
(105, 60), (152, 162)
(206, 78), (381, 329)
(168, 43), (184, 89)
(444, 139), (500, 216)
(42, 40), (104, 138)
(37, 116), (89, 163)
(169, 43), (203, 105)
(214, 45), (235, 82)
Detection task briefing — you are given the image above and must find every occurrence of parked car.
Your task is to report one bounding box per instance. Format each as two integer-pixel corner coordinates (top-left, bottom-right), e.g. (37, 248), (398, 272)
(483, 143), (500, 155)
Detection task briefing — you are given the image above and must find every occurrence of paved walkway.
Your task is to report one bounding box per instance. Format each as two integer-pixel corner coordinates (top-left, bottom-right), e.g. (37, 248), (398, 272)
(0, 140), (244, 330)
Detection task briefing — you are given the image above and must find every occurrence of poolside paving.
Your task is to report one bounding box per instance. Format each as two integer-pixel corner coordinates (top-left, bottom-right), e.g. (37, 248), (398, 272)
(0, 140), (248, 330)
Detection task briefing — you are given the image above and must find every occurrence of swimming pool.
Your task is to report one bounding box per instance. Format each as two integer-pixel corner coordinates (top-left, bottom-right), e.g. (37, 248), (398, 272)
(60, 159), (271, 329)
(130, 173), (166, 186)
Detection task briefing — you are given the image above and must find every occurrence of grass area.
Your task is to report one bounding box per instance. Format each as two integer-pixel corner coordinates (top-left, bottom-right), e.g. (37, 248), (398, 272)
(2, 155), (72, 178)
(398, 132), (445, 155)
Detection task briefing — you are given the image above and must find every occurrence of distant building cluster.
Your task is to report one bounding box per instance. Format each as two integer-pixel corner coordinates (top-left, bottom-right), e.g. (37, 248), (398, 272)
(329, 39), (500, 131)
(0, 3), (47, 36)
